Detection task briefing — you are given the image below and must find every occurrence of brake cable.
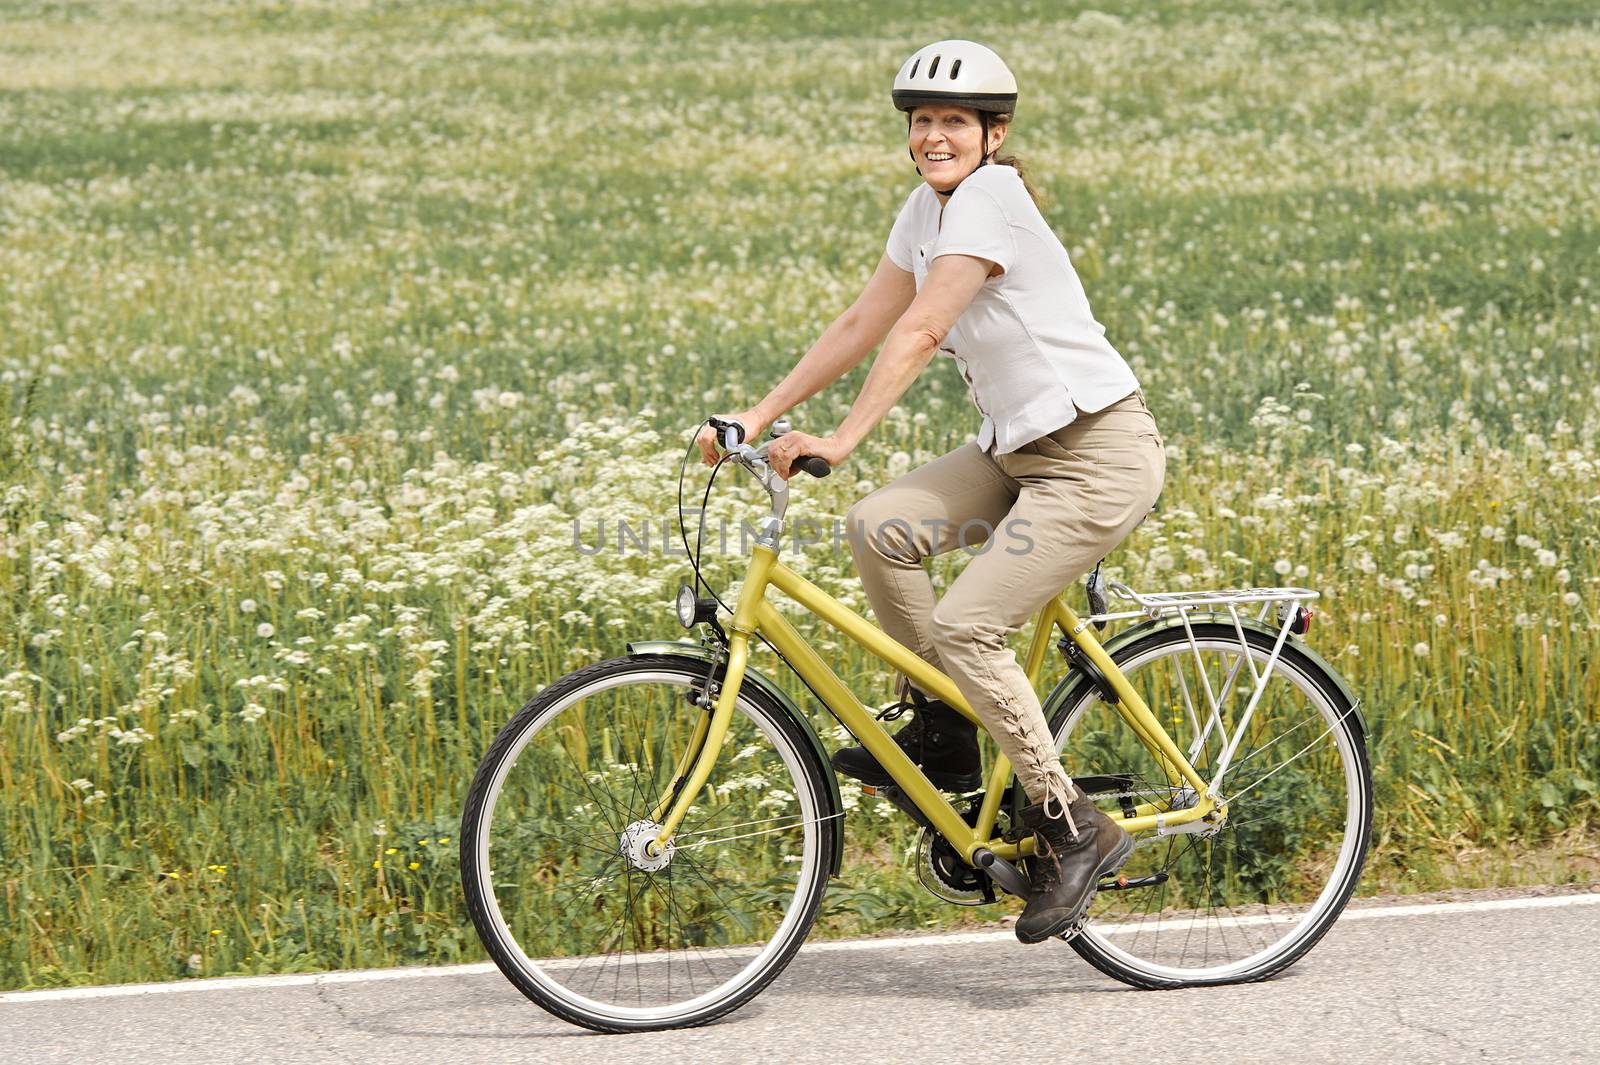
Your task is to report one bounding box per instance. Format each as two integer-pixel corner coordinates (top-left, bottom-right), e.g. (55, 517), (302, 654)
(676, 418), (736, 619)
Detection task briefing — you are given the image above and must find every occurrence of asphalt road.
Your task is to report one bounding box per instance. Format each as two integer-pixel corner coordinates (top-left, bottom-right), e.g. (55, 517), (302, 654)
(4, 892), (1597, 1065)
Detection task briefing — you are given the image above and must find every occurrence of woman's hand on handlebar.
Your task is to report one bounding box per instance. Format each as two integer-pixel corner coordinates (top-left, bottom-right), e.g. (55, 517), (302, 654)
(766, 430), (847, 481)
(696, 410), (768, 467)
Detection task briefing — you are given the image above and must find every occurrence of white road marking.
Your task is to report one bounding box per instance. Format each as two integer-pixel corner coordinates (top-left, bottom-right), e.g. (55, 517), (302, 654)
(3, 892), (1595, 1004)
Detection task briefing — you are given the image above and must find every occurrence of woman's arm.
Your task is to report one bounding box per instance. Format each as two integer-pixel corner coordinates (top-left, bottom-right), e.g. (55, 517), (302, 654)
(696, 253), (914, 465)
(765, 253), (993, 477)
(750, 253), (917, 424)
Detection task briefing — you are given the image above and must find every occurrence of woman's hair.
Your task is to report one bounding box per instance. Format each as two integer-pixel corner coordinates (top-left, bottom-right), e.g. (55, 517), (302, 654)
(987, 114), (1044, 209)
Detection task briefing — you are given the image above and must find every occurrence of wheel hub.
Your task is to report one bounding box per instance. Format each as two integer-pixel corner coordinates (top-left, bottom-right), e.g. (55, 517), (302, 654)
(619, 819), (675, 872)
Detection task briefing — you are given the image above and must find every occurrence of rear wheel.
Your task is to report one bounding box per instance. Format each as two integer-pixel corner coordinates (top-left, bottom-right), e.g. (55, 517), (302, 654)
(1050, 624), (1371, 987)
(460, 654), (838, 1031)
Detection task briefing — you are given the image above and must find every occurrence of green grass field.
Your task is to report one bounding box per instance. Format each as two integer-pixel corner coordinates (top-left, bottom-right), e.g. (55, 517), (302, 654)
(1, 0), (1597, 989)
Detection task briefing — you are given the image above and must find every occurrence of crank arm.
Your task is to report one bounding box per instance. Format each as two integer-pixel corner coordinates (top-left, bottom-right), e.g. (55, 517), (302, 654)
(862, 783), (936, 833)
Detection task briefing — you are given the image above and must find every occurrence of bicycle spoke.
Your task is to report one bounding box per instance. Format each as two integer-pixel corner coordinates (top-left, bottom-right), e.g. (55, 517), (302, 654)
(464, 663), (828, 1023)
(1056, 627), (1369, 984)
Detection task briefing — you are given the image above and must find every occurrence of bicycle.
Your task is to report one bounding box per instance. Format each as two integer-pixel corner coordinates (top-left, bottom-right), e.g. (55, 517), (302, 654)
(459, 416), (1373, 1033)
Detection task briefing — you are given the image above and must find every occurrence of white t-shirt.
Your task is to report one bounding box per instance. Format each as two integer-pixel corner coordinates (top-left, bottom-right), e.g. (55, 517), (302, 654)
(885, 164), (1140, 455)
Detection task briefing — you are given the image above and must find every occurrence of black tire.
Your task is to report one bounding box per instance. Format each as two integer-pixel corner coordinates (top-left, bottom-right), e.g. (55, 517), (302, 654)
(1049, 624), (1372, 988)
(460, 654), (838, 1032)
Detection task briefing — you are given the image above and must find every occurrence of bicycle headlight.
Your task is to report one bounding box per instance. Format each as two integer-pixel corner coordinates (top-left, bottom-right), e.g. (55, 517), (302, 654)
(675, 583), (698, 629)
(676, 583), (719, 629)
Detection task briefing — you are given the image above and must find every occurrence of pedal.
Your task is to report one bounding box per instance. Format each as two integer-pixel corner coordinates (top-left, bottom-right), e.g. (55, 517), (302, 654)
(861, 784), (883, 797)
(1055, 918), (1086, 942)
(1097, 871), (1169, 892)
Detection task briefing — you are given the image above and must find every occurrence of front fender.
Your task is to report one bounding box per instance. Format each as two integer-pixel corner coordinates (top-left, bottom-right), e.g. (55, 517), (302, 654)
(627, 639), (846, 876)
(1042, 614), (1368, 740)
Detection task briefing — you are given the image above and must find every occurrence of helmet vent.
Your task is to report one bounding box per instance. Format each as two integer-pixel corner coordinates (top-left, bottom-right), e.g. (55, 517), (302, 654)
(892, 42), (1018, 116)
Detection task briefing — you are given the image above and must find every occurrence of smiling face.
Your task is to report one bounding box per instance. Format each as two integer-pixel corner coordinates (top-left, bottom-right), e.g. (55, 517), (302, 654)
(908, 104), (1007, 195)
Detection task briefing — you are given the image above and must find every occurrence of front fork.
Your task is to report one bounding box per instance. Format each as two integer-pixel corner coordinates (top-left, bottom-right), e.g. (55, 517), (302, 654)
(646, 632), (752, 852)
(647, 548), (780, 854)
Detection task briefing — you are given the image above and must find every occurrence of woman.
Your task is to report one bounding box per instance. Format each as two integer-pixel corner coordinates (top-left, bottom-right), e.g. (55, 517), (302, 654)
(695, 40), (1164, 943)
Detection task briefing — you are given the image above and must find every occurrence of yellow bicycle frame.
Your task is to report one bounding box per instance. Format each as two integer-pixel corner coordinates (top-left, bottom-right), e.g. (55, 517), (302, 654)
(649, 543), (1220, 866)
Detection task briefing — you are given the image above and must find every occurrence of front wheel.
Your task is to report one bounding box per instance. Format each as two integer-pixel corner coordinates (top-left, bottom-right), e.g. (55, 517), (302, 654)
(1051, 624), (1372, 988)
(460, 654), (839, 1032)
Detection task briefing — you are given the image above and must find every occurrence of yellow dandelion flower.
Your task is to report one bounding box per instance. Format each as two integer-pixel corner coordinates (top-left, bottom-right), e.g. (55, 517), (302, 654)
(438, 836), (450, 844)
(384, 847), (397, 855)
(372, 860), (382, 869)
(408, 861), (420, 870)
(209, 929), (221, 936)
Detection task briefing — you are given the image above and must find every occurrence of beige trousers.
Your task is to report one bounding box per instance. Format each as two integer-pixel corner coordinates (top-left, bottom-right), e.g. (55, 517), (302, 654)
(845, 389), (1165, 815)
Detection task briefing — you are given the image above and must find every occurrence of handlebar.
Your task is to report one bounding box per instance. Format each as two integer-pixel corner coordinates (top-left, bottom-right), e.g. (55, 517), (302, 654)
(708, 416), (831, 479)
(790, 455), (833, 478)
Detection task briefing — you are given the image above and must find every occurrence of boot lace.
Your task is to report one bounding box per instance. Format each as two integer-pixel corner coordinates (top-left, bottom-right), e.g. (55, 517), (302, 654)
(874, 698), (916, 723)
(1030, 833), (1063, 893)
(875, 676), (930, 758)
(877, 674), (930, 723)
(1041, 777), (1080, 837)
(888, 710), (931, 760)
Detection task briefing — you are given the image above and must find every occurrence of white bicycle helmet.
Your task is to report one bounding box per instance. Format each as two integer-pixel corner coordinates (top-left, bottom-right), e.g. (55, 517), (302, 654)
(892, 40), (1018, 116)
(892, 40), (1017, 171)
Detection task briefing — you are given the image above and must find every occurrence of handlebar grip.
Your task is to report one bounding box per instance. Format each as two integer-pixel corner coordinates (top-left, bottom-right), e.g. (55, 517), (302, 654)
(795, 455), (831, 478)
(706, 415), (746, 447)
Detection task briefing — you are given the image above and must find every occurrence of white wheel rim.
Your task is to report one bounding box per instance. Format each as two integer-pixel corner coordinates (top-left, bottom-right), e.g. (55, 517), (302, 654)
(1059, 638), (1367, 982)
(470, 669), (823, 1024)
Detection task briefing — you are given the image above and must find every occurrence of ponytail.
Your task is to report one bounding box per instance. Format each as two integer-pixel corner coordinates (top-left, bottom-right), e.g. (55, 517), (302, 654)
(987, 113), (1044, 209)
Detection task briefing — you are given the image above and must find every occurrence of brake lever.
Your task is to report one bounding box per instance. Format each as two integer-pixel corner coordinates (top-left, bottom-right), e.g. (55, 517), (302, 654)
(764, 418), (831, 478)
(707, 416), (746, 453)
(705, 415), (830, 478)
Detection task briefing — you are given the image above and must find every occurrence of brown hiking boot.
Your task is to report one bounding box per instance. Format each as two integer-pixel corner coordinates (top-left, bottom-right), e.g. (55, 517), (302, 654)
(1014, 791), (1134, 944)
